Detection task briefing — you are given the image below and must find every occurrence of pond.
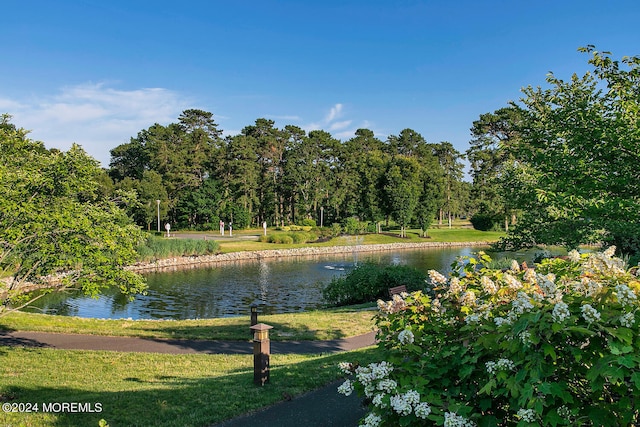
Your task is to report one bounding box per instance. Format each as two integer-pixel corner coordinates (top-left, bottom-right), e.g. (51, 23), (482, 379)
(22, 246), (562, 320)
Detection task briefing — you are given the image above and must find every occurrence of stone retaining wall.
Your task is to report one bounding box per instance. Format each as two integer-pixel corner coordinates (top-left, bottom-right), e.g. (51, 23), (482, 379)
(126, 241), (492, 273)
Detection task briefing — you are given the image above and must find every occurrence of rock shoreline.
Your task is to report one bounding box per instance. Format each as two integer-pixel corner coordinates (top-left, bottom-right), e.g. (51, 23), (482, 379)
(126, 241), (493, 273)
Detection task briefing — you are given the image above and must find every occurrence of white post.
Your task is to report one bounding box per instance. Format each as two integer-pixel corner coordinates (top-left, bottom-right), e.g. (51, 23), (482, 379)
(156, 200), (160, 232)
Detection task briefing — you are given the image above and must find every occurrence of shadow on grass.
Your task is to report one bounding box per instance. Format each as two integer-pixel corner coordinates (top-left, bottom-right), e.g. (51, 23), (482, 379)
(0, 348), (381, 427)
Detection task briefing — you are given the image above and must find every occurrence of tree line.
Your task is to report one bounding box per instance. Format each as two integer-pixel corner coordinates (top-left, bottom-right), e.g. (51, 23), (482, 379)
(467, 46), (640, 262)
(108, 111), (469, 235)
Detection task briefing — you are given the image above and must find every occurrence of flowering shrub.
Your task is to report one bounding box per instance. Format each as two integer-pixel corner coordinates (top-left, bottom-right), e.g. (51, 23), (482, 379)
(338, 248), (640, 426)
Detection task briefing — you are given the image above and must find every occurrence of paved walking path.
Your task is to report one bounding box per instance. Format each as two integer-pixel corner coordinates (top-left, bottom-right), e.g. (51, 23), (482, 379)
(0, 330), (376, 354)
(0, 330), (376, 426)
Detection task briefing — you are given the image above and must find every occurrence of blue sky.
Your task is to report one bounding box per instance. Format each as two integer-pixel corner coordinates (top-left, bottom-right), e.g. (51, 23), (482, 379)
(2, 0), (640, 169)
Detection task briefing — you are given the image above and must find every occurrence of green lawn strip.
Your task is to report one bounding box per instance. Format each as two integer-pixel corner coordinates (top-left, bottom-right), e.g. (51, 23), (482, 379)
(0, 345), (382, 427)
(218, 228), (503, 252)
(0, 308), (376, 341)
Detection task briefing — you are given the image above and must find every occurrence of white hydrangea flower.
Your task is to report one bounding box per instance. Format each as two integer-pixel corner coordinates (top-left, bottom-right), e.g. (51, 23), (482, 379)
(503, 273), (522, 290)
(581, 304), (601, 324)
(568, 249), (581, 262)
(444, 412), (476, 427)
(338, 362), (352, 375)
(615, 284), (637, 307)
(481, 275), (498, 294)
(494, 316), (512, 327)
(428, 269), (448, 285)
(523, 268), (537, 284)
(337, 379), (354, 396)
(390, 394), (412, 416)
(537, 273), (557, 296)
(603, 246), (616, 258)
(376, 378), (397, 393)
(552, 301), (571, 323)
(510, 259), (521, 272)
(511, 292), (534, 315)
(516, 408), (536, 422)
(372, 393), (387, 408)
(519, 330), (532, 345)
(557, 405), (571, 419)
(620, 312), (635, 327)
(398, 328), (415, 345)
(486, 358), (515, 375)
(465, 313), (481, 325)
(403, 389), (420, 405)
(460, 290), (477, 306)
(414, 402), (432, 419)
(360, 412), (382, 427)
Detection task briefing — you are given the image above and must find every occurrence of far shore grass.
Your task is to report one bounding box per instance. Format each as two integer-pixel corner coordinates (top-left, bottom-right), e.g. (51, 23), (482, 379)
(216, 226), (504, 253)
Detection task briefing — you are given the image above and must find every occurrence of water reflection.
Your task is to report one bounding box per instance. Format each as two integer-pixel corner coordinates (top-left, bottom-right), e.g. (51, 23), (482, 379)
(23, 246), (563, 320)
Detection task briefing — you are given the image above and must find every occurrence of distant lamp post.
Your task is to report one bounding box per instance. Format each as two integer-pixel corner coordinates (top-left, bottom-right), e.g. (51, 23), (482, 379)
(156, 200), (161, 232)
(320, 206), (324, 228)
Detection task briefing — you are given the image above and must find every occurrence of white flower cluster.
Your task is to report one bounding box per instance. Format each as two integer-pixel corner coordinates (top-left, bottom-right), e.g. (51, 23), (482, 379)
(486, 358), (515, 375)
(510, 259), (521, 272)
(523, 268), (537, 284)
(360, 412), (382, 427)
(447, 277), (465, 297)
(582, 246), (626, 276)
(429, 269), (448, 285)
(337, 379), (354, 396)
(615, 284), (637, 307)
(460, 290), (477, 307)
(481, 276), (498, 294)
(511, 292), (534, 316)
(388, 389), (426, 417)
(619, 311), (635, 327)
(414, 402), (432, 419)
(568, 249), (581, 263)
(519, 330), (532, 346)
(494, 316), (512, 327)
(516, 408), (536, 422)
(398, 328), (415, 345)
(557, 405), (571, 419)
(537, 273), (557, 297)
(377, 294), (407, 314)
(444, 412), (476, 427)
(339, 362), (353, 375)
(503, 273), (522, 291)
(552, 301), (571, 323)
(581, 304), (601, 324)
(372, 393), (387, 408)
(355, 361), (395, 398)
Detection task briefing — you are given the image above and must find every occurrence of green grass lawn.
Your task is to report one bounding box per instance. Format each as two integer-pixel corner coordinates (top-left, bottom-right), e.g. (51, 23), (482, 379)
(216, 227), (503, 252)
(0, 306), (376, 341)
(0, 345), (382, 427)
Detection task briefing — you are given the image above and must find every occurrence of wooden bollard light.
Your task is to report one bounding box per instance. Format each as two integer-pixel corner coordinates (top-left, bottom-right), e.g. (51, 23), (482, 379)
(250, 323), (273, 386)
(250, 304), (258, 335)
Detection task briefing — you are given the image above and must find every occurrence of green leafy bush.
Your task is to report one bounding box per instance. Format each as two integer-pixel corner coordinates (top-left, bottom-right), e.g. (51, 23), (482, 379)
(301, 218), (317, 227)
(338, 248), (640, 426)
(470, 212), (501, 231)
(136, 236), (219, 261)
(258, 232), (317, 244)
(323, 263), (429, 306)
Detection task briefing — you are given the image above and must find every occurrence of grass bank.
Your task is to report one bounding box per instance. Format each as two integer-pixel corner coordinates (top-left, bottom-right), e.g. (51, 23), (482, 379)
(0, 345), (382, 427)
(217, 228), (504, 253)
(0, 306), (376, 341)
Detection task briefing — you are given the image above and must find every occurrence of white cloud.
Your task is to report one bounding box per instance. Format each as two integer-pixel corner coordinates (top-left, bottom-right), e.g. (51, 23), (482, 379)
(328, 120), (352, 132)
(6, 82), (192, 167)
(304, 103), (381, 140)
(325, 103), (343, 122)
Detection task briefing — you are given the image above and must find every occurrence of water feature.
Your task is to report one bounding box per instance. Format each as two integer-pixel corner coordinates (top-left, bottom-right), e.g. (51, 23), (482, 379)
(22, 246), (562, 320)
